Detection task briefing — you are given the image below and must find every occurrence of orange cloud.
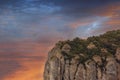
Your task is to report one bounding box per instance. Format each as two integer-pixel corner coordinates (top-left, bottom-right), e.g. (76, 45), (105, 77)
(105, 19), (120, 25)
(92, 2), (120, 17)
(3, 60), (45, 80)
(0, 40), (53, 80)
(68, 19), (96, 29)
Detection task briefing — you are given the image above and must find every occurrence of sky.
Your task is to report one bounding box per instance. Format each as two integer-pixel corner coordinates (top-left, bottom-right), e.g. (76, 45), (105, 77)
(0, 0), (120, 80)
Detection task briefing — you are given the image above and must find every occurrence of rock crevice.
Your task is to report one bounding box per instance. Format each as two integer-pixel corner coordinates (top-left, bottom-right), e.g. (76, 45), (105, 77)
(44, 46), (120, 80)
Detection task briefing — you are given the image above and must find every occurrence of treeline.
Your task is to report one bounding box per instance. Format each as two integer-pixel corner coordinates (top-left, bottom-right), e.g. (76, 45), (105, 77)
(56, 30), (120, 61)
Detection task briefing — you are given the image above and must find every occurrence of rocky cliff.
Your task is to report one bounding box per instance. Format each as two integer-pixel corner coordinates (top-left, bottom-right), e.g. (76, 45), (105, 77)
(44, 30), (120, 80)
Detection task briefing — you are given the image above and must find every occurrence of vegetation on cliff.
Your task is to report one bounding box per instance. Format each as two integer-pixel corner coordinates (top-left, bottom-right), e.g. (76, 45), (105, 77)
(44, 30), (120, 80)
(56, 30), (120, 62)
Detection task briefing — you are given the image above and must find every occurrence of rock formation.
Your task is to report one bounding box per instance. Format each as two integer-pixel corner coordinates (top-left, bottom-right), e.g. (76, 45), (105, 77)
(44, 30), (120, 80)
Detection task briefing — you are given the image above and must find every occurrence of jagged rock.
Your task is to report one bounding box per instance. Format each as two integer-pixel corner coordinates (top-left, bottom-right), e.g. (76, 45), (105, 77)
(44, 45), (120, 80)
(105, 56), (117, 80)
(74, 54), (80, 60)
(85, 60), (97, 80)
(93, 55), (102, 65)
(75, 64), (86, 80)
(97, 67), (102, 80)
(87, 42), (96, 49)
(61, 44), (71, 54)
(101, 48), (108, 53)
(117, 62), (120, 80)
(46, 47), (120, 80)
(115, 48), (120, 61)
(116, 48), (120, 80)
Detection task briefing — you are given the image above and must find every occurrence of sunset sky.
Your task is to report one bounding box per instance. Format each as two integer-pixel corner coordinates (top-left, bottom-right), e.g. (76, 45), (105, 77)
(0, 0), (120, 80)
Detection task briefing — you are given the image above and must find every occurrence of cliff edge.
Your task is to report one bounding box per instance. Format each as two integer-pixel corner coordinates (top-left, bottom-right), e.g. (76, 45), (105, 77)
(44, 30), (120, 80)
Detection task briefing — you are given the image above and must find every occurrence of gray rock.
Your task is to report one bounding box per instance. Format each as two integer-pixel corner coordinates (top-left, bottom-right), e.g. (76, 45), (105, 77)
(115, 48), (120, 61)
(44, 46), (120, 80)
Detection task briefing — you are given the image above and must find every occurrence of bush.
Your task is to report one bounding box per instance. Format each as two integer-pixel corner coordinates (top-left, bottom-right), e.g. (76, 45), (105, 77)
(58, 30), (120, 61)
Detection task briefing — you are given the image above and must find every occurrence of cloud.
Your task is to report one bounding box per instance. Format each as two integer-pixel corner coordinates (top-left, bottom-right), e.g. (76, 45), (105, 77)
(0, 0), (120, 80)
(0, 59), (21, 80)
(0, 40), (48, 80)
(0, 28), (57, 79)
(2, 58), (45, 80)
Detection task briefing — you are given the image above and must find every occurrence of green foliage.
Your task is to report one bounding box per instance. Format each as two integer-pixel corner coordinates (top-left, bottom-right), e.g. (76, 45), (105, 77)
(68, 37), (88, 54)
(57, 30), (120, 62)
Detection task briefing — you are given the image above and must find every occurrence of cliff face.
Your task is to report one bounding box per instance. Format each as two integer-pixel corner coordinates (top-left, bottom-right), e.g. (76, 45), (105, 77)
(44, 45), (120, 80)
(44, 30), (120, 80)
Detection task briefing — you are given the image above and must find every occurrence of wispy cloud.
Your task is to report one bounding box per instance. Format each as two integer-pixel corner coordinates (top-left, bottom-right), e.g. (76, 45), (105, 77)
(0, 0), (120, 80)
